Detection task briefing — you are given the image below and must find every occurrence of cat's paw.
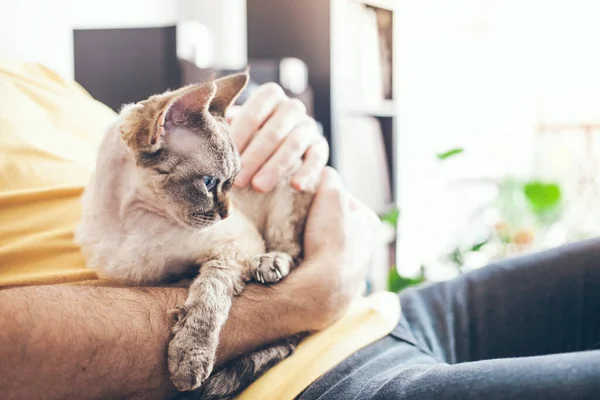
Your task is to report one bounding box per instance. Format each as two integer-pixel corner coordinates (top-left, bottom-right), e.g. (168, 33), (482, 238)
(168, 306), (216, 391)
(250, 252), (293, 284)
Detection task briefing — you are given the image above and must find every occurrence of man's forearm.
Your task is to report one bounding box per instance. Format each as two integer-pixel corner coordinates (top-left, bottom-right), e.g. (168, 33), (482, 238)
(0, 280), (308, 400)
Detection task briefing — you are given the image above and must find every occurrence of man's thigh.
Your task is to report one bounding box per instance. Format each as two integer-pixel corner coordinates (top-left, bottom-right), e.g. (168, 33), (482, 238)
(305, 349), (600, 400)
(298, 334), (438, 400)
(400, 238), (600, 363)
(302, 331), (600, 400)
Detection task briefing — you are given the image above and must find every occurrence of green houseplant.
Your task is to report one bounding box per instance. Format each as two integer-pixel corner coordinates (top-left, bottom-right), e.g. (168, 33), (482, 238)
(382, 148), (563, 292)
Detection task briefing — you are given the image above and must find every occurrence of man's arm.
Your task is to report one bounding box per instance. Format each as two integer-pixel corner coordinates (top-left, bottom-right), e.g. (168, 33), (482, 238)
(0, 272), (325, 400)
(0, 168), (378, 400)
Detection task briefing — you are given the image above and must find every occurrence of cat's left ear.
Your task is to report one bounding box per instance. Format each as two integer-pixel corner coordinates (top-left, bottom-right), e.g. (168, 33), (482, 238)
(152, 83), (217, 146)
(209, 71), (250, 117)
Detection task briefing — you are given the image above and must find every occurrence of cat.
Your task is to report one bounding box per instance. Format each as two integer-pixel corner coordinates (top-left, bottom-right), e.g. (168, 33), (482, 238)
(75, 71), (315, 400)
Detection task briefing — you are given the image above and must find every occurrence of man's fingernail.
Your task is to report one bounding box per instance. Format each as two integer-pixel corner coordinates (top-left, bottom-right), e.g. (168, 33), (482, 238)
(253, 173), (275, 192)
(294, 176), (308, 191)
(321, 167), (342, 188)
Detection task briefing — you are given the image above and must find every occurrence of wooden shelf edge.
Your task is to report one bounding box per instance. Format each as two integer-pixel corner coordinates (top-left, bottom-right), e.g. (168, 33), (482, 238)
(348, 0), (398, 11)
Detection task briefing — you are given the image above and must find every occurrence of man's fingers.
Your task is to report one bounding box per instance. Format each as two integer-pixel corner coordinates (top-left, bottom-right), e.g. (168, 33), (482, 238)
(251, 118), (318, 192)
(225, 105), (242, 125)
(235, 98), (305, 188)
(318, 167), (344, 191)
(229, 83), (286, 153)
(349, 196), (361, 211)
(351, 197), (381, 230)
(291, 135), (329, 191)
(314, 167), (351, 214)
(317, 168), (378, 229)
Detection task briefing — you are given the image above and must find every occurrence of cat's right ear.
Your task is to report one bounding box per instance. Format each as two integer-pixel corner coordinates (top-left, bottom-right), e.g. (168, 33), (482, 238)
(151, 83), (218, 146)
(209, 71), (250, 117)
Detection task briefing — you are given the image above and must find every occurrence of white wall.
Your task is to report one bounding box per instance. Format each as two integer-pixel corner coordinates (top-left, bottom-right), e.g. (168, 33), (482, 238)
(71, 0), (178, 29)
(178, 0), (247, 69)
(0, 0), (74, 79)
(0, 0), (247, 79)
(394, 0), (600, 279)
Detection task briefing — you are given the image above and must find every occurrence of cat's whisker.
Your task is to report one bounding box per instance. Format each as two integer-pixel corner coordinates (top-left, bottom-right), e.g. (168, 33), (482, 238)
(188, 212), (218, 229)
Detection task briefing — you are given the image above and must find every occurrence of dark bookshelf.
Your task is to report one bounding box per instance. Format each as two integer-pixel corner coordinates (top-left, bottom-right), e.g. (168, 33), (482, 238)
(246, 0), (399, 208)
(247, 0), (399, 280)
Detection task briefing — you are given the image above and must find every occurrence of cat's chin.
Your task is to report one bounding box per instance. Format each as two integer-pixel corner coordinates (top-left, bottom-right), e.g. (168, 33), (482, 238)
(190, 222), (219, 232)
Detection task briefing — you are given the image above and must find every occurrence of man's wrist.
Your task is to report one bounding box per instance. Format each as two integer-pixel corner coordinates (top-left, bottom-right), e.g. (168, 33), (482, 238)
(284, 254), (344, 332)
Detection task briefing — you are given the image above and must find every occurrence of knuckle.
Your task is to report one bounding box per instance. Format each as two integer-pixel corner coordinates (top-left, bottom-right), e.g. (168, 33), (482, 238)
(315, 133), (328, 146)
(314, 136), (330, 158)
(307, 118), (320, 134)
(286, 98), (306, 113)
(241, 153), (262, 171)
(287, 133), (305, 154)
(299, 117), (320, 138)
(263, 126), (287, 142)
(244, 111), (264, 129)
(281, 158), (302, 175)
(307, 139), (329, 164)
(260, 82), (285, 99)
(274, 152), (299, 173)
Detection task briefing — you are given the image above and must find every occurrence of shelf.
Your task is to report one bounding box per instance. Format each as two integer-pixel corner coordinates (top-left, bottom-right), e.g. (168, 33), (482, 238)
(375, 201), (399, 217)
(349, 0), (397, 11)
(340, 100), (397, 117)
(247, 0), (399, 270)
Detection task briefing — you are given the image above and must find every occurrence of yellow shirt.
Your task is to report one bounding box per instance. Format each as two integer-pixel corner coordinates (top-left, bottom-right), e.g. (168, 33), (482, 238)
(0, 61), (400, 399)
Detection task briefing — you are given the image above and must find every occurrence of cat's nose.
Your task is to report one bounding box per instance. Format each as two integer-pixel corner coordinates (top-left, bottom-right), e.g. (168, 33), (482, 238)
(218, 209), (230, 220)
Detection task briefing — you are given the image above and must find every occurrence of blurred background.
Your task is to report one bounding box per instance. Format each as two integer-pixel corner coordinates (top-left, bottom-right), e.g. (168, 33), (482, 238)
(3, 0), (600, 292)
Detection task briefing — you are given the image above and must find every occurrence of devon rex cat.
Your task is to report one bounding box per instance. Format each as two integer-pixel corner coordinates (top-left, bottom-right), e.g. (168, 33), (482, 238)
(75, 72), (314, 399)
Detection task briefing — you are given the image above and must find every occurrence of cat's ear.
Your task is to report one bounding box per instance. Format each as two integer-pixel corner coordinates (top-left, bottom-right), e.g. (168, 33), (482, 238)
(151, 83), (218, 145)
(208, 71), (250, 117)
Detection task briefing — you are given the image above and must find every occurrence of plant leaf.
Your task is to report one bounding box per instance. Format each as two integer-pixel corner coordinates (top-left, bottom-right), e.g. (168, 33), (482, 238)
(380, 208), (400, 226)
(448, 247), (464, 266)
(470, 237), (489, 252)
(388, 266), (425, 293)
(523, 181), (561, 215)
(437, 148), (464, 160)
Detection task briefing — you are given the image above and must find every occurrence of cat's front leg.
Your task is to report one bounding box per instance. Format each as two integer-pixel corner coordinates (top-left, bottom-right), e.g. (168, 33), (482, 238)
(168, 259), (248, 392)
(250, 187), (314, 286)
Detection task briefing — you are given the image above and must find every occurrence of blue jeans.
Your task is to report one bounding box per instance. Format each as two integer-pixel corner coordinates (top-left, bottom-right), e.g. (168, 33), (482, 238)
(300, 239), (600, 399)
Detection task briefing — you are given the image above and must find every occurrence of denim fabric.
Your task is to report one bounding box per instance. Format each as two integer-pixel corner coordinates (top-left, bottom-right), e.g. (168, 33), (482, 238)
(299, 239), (600, 400)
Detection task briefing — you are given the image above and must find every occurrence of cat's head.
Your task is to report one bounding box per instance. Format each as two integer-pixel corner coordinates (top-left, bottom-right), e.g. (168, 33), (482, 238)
(118, 72), (249, 229)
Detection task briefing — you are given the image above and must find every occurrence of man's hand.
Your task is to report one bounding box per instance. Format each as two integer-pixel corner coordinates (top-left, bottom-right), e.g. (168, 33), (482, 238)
(298, 167), (382, 328)
(227, 83), (329, 192)
(226, 168), (380, 344)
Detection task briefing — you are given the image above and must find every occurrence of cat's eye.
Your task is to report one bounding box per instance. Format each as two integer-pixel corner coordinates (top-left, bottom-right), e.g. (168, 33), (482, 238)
(203, 176), (217, 191)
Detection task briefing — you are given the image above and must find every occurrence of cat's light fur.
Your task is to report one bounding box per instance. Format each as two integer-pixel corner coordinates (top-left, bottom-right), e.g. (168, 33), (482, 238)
(75, 72), (314, 400)
(77, 119), (265, 284)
